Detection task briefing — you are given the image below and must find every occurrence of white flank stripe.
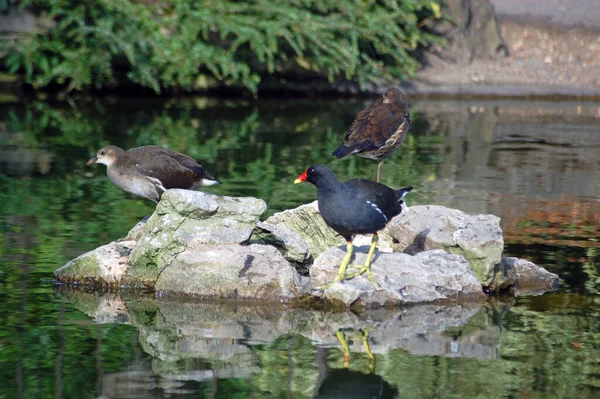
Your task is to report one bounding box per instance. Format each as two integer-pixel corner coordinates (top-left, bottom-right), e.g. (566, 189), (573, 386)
(366, 200), (388, 222)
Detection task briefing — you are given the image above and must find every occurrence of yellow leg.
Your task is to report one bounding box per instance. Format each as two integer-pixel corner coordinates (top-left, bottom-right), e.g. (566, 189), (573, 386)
(336, 331), (351, 369)
(345, 234), (379, 284)
(317, 241), (353, 290)
(337, 329), (376, 372)
(360, 328), (376, 373)
(376, 160), (384, 183)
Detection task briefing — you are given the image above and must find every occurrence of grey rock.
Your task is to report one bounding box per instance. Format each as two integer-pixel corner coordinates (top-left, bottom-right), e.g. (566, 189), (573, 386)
(54, 187), (558, 303)
(352, 230), (397, 253)
(388, 205), (505, 288)
(155, 244), (301, 302)
(54, 240), (136, 286)
(156, 189), (267, 244)
(310, 248), (485, 306)
(265, 201), (343, 257)
(251, 221), (311, 272)
(127, 190), (267, 285)
(264, 200), (396, 260)
(505, 257), (560, 296)
(122, 218), (148, 241)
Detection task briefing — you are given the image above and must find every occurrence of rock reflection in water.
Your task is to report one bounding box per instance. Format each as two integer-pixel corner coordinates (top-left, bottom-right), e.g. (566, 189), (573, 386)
(57, 289), (504, 397)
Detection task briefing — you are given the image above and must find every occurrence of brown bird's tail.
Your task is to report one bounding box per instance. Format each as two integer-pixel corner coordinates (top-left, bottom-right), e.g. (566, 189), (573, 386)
(332, 144), (354, 159)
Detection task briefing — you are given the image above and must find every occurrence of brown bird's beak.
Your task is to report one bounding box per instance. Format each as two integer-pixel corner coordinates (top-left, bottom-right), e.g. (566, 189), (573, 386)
(294, 170), (307, 184)
(86, 156), (98, 166)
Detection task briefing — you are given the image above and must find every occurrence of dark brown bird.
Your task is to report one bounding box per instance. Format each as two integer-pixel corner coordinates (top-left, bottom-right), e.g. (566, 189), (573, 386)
(87, 145), (220, 202)
(332, 87), (410, 182)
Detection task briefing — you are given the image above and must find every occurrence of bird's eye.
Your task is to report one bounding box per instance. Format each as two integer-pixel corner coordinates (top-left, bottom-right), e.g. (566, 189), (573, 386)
(383, 92), (388, 97)
(100, 150), (106, 155)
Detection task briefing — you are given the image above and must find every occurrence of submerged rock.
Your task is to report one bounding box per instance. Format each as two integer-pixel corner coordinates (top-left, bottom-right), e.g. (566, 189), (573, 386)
(504, 257), (560, 296)
(310, 248), (486, 307)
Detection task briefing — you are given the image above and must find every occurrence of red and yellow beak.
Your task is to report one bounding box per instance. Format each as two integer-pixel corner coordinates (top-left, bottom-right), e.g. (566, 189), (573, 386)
(294, 169), (307, 184)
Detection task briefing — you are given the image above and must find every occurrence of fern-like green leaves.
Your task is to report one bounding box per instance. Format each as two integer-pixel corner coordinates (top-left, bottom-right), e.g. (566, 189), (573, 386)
(2, 0), (442, 93)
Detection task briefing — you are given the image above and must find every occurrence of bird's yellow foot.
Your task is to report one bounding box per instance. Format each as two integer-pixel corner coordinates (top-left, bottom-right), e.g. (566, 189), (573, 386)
(342, 234), (380, 285)
(315, 241), (355, 291)
(316, 273), (345, 291)
(344, 264), (378, 284)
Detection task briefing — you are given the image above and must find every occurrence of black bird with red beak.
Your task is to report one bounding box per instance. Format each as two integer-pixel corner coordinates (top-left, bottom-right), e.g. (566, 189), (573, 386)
(332, 87), (411, 183)
(295, 164), (412, 288)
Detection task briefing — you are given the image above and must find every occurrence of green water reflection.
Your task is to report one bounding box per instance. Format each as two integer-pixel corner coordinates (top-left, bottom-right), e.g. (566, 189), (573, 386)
(0, 96), (599, 398)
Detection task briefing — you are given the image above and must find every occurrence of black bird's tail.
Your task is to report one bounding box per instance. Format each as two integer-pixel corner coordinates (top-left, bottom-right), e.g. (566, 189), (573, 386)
(395, 186), (413, 204)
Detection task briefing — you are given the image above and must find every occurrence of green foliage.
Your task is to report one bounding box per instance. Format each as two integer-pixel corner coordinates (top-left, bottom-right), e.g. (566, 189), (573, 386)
(3, 0), (443, 93)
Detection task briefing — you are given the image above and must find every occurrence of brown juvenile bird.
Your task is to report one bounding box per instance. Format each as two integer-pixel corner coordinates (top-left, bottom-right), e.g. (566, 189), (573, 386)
(87, 145), (220, 202)
(332, 87), (411, 182)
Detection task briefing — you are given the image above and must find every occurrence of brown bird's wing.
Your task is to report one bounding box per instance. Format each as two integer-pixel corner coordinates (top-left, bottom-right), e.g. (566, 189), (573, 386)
(135, 155), (198, 189)
(129, 146), (205, 172)
(333, 103), (408, 158)
(127, 147), (199, 189)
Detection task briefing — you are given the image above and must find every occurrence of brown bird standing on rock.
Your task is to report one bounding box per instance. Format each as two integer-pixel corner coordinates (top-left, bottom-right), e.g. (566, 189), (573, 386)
(87, 145), (220, 202)
(332, 87), (411, 182)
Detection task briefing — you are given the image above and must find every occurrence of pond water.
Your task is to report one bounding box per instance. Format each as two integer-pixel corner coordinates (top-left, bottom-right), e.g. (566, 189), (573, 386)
(0, 95), (599, 398)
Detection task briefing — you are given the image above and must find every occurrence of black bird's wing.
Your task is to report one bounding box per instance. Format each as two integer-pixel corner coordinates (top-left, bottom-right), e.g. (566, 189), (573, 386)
(344, 179), (403, 221)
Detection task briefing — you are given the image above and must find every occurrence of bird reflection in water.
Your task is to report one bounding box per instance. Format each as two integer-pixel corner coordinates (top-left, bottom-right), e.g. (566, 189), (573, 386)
(315, 328), (398, 398)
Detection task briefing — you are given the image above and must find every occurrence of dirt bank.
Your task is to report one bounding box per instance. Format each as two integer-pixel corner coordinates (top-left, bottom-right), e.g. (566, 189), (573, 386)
(408, 2), (600, 99)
